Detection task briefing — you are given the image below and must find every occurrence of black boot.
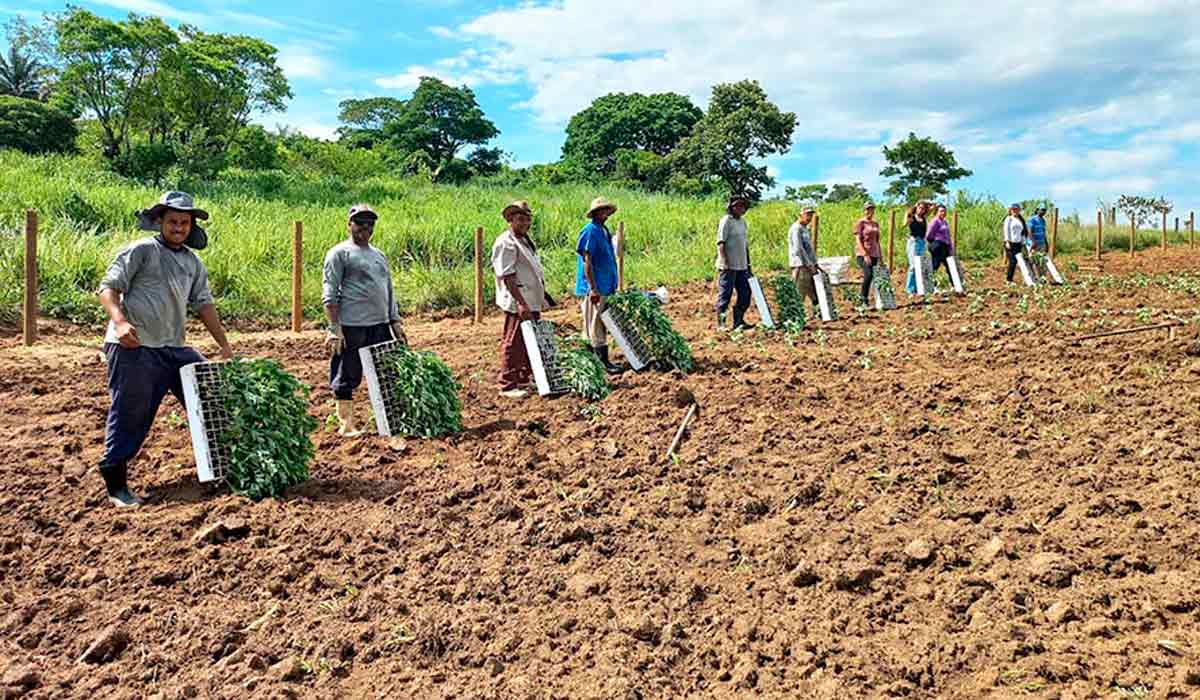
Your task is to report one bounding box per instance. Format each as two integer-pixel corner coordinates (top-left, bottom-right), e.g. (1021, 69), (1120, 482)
(732, 309), (755, 331)
(99, 462), (143, 508)
(596, 345), (623, 375)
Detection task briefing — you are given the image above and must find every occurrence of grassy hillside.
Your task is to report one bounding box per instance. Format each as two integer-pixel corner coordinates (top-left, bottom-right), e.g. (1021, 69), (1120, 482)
(0, 151), (1187, 325)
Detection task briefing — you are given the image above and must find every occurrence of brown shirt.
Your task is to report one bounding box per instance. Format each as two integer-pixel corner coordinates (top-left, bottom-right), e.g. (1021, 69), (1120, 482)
(854, 218), (882, 259)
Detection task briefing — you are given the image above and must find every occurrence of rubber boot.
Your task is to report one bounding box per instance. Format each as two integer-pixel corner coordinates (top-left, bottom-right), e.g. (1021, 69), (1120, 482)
(732, 308), (754, 331)
(716, 310), (727, 330)
(336, 400), (362, 437)
(100, 462), (143, 508)
(596, 345), (623, 375)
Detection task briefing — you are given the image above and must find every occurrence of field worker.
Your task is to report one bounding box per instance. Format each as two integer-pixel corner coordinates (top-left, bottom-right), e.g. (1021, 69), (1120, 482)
(97, 191), (233, 508)
(323, 204), (407, 437)
(576, 196), (623, 375)
(1002, 203), (1028, 283)
(715, 195), (754, 330)
(787, 207), (820, 311)
(853, 202), (883, 306)
(927, 204), (953, 278)
(905, 201), (929, 294)
(1028, 206), (1049, 252)
(493, 200), (554, 399)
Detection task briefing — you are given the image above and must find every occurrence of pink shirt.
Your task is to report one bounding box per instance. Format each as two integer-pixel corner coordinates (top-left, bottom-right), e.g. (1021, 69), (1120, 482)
(853, 218), (882, 258)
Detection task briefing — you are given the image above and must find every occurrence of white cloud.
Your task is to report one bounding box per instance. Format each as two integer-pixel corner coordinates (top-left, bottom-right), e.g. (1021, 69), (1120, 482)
(429, 25), (458, 39)
(91, 0), (208, 24)
(277, 43), (331, 81)
(1049, 176), (1157, 199)
(292, 122), (339, 141)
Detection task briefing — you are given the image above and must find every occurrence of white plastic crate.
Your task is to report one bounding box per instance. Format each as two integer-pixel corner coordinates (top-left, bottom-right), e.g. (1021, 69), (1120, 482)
(748, 276), (774, 328)
(817, 256), (851, 284)
(520, 320), (569, 397)
(359, 340), (411, 436)
(600, 306), (652, 371)
(180, 361), (233, 483)
(947, 256), (966, 293)
(872, 266), (897, 310)
(813, 271), (838, 321)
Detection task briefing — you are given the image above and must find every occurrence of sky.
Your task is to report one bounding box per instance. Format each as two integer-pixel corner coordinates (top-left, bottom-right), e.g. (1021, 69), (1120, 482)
(3, 0), (1199, 217)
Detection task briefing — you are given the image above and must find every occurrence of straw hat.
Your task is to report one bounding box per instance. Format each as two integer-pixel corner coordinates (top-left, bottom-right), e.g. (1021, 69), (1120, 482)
(586, 196), (617, 218)
(502, 200), (534, 221)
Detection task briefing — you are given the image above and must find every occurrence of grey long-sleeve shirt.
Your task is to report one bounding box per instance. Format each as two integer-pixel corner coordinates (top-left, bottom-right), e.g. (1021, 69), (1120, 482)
(100, 236), (214, 348)
(321, 240), (400, 327)
(788, 222), (817, 267)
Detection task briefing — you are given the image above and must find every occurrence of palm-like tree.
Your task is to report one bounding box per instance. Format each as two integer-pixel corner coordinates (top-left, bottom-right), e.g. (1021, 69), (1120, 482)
(0, 46), (45, 100)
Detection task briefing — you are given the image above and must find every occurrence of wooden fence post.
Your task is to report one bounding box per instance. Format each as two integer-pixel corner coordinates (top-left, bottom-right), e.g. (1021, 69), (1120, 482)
(618, 221), (627, 290)
(1130, 216), (1136, 257)
(951, 210), (959, 252)
(1050, 207), (1058, 258)
(1095, 211), (1102, 259)
(812, 212), (820, 257)
(23, 210), (37, 346)
(1110, 206), (1116, 226)
(473, 226), (483, 324)
(1191, 212), (1195, 248)
(888, 209), (896, 271)
(1162, 211), (1168, 250)
(291, 221), (303, 333)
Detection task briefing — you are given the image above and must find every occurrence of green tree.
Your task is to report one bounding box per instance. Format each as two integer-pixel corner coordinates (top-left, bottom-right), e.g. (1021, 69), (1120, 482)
(561, 92), (702, 175)
(55, 9), (176, 159)
(382, 76), (498, 177)
(880, 132), (972, 201)
(466, 146), (507, 176)
(337, 96), (406, 149)
(0, 95), (77, 153)
(613, 148), (670, 191)
(784, 184), (828, 205)
(667, 80), (795, 199)
(825, 182), (870, 203)
(0, 45), (47, 100)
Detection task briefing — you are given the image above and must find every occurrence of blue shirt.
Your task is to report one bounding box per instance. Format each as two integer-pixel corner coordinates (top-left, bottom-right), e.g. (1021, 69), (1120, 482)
(1028, 215), (1047, 241)
(575, 222), (618, 296)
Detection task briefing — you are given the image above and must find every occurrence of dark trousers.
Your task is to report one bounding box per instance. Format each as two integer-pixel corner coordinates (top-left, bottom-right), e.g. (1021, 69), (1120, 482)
(715, 269), (751, 317)
(856, 256), (877, 303)
(1004, 244), (1019, 282)
(929, 241), (951, 276)
(103, 344), (206, 470)
(499, 311), (539, 391)
(330, 323), (394, 400)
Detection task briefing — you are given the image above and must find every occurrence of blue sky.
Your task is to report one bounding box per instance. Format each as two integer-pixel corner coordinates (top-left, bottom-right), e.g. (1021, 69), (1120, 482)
(4, 0), (1199, 218)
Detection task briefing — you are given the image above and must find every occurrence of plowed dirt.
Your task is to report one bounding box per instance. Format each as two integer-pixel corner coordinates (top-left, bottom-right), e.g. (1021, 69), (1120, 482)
(2, 249), (1200, 699)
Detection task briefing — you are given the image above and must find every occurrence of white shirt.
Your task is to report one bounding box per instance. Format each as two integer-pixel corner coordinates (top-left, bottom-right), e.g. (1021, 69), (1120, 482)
(1003, 215), (1026, 244)
(491, 229), (546, 314)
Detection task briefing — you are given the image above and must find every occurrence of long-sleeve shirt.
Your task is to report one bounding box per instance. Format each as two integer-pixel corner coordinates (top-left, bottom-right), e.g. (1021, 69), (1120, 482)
(788, 222), (817, 267)
(926, 217), (952, 246)
(1003, 215), (1026, 244)
(100, 236), (214, 348)
(322, 240), (400, 327)
(853, 218), (882, 258)
(492, 229), (546, 314)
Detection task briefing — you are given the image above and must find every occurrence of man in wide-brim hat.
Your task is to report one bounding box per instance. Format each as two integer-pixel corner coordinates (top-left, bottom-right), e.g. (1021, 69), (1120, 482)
(575, 196), (623, 374)
(322, 203), (407, 436)
(493, 200), (554, 398)
(715, 194), (755, 329)
(97, 191), (233, 507)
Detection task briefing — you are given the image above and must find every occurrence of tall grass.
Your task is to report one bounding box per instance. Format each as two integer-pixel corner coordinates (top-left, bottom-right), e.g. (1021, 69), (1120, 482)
(0, 150), (1192, 325)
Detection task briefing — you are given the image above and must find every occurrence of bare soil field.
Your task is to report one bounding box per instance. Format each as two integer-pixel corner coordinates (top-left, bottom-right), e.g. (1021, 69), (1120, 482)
(2, 249), (1199, 699)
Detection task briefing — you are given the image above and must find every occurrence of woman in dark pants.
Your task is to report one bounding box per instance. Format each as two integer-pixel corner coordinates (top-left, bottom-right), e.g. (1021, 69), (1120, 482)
(927, 204), (953, 277)
(853, 202), (882, 306)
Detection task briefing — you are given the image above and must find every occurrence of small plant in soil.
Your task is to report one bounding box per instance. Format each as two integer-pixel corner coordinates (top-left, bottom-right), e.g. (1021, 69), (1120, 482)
(218, 358), (318, 500)
(771, 275), (807, 328)
(606, 290), (695, 372)
(379, 348), (464, 438)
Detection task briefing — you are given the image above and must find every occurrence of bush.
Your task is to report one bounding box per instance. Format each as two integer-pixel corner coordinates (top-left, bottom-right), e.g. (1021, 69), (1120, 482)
(228, 125), (281, 171)
(112, 142), (177, 184)
(0, 96), (77, 154)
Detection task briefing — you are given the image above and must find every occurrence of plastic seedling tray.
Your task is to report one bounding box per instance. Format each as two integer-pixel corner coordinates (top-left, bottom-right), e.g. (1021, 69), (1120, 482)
(947, 256), (966, 293)
(872, 266), (897, 311)
(1044, 257), (1065, 284)
(600, 306), (652, 371)
(521, 320), (569, 397)
(814, 271), (838, 321)
(748, 275), (774, 328)
(911, 252), (936, 296)
(1015, 253), (1037, 287)
(180, 361), (233, 483)
(360, 339), (413, 436)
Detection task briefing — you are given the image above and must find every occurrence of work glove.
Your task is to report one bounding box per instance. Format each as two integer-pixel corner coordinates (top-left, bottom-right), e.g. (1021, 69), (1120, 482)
(390, 319), (408, 346)
(325, 326), (345, 357)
